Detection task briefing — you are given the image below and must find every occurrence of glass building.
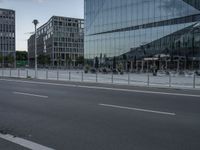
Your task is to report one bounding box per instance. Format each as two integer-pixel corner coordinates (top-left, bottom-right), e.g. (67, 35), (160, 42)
(0, 8), (15, 67)
(28, 16), (84, 67)
(84, 0), (200, 70)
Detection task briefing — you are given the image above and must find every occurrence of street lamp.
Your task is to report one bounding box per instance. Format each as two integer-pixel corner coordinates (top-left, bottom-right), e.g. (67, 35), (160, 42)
(33, 19), (39, 78)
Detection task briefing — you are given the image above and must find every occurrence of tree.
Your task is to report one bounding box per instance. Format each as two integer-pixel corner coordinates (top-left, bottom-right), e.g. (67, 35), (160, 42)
(65, 55), (72, 68)
(8, 55), (14, 64)
(38, 54), (51, 67)
(16, 51), (28, 61)
(38, 54), (46, 66)
(0, 56), (3, 64)
(57, 56), (62, 68)
(44, 55), (51, 66)
(0, 55), (3, 67)
(76, 56), (84, 66)
(4, 55), (14, 67)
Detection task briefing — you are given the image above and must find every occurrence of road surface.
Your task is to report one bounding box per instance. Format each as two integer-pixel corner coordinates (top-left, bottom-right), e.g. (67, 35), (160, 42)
(0, 78), (200, 150)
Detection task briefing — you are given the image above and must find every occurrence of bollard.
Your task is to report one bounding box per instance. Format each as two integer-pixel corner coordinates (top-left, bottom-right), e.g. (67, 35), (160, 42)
(193, 74), (196, 89)
(18, 69), (20, 78)
(26, 69), (28, 78)
(96, 72), (98, 83)
(57, 70), (59, 80)
(46, 70), (48, 80)
(81, 72), (84, 82)
(169, 74), (171, 87)
(128, 72), (130, 85)
(147, 73), (150, 87)
(10, 68), (11, 77)
(2, 69), (4, 77)
(69, 72), (71, 81)
(111, 72), (114, 84)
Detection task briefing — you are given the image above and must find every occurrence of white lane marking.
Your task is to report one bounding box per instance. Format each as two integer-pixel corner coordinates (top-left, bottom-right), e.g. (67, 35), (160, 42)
(13, 92), (48, 99)
(1, 78), (200, 98)
(0, 133), (55, 150)
(99, 104), (176, 116)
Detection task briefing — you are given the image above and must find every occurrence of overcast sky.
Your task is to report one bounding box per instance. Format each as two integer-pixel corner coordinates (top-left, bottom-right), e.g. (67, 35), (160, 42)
(0, 0), (84, 51)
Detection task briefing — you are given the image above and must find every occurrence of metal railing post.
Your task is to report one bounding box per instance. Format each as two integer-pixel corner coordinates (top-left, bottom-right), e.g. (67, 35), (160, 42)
(193, 74), (196, 89)
(169, 74), (171, 88)
(26, 69), (28, 78)
(2, 69), (4, 77)
(147, 73), (150, 87)
(111, 72), (114, 84)
(46, 69), (48, 80)
(10, 68), (11, 77)
(81, 72), (84, 82)
(18, 69), (20, 78)
(96, 72), (98, 83)
(69, 72), (71, 81)
(57, 70), (59, 80)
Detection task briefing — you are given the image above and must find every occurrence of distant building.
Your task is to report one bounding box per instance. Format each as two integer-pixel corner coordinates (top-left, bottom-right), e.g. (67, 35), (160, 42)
(0, 8), (15, 67)
(28, 16), (84, 67)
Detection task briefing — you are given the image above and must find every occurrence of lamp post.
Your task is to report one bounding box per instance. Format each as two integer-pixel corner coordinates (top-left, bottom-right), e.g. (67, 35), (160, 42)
(33, 19), (39, 78)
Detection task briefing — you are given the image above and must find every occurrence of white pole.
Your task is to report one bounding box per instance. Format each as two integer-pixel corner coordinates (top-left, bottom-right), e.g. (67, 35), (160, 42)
(35, 24), (38, 78)
(33, 20), (39, 79)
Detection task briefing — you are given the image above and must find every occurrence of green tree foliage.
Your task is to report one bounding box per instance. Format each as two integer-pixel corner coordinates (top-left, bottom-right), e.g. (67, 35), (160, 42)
(76, 56), (84, 65)
(16, 51), (28, 61)
(0, 55), (3, 63)
(65, 55), (72, 67)
(38, 54), (51, 66)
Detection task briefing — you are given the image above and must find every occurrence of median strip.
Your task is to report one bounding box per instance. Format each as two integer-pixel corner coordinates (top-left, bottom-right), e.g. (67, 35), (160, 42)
(13, 92), (48, 99)
(99, 103), (176, 116)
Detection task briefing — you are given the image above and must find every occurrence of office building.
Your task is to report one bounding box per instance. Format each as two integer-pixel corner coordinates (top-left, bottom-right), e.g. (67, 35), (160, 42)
(84, 0), (200, 70)
(28, 16), (84, 67)
(0, 8), (15, 67)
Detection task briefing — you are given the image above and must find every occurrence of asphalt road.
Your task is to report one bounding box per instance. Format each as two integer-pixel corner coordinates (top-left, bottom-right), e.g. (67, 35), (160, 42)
(0, 78), (200, 150)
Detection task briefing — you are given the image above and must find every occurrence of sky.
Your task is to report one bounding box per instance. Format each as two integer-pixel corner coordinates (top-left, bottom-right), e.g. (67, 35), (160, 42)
(0, 0), (84, 51)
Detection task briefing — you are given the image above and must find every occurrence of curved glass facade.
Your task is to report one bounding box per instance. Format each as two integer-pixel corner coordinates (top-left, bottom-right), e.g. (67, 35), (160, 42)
(84, 0), (200, 68)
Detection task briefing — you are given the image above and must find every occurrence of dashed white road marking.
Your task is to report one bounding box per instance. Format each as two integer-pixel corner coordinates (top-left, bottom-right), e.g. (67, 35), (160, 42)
(99, 103), (176, 116)
(1, 78), (200, 98)
(13, 92), (48, 99)
(0, 133), (55, 150)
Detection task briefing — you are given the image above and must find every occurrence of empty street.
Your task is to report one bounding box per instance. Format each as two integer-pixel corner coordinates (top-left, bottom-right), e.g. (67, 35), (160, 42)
(0, 78), (200, 150)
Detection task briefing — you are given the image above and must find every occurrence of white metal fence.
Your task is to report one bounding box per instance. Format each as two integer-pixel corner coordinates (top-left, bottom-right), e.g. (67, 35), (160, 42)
(0, 68), (199, 89)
